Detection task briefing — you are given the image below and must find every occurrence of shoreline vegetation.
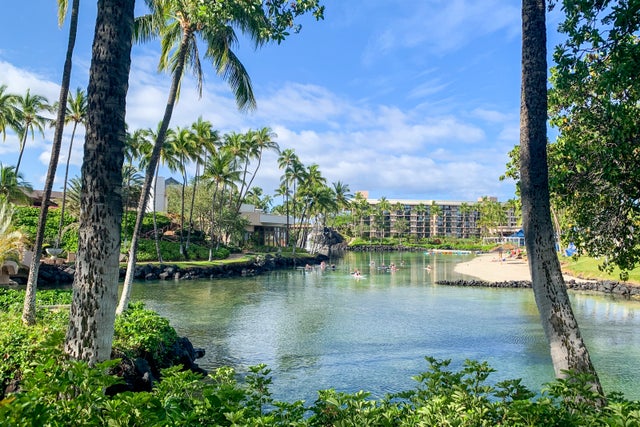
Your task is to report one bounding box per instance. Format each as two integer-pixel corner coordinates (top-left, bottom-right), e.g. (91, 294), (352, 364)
(2, 250), (640, 424)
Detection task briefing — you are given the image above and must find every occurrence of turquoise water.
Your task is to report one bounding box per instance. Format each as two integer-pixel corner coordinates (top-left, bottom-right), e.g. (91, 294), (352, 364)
(130, 251), (640, 403)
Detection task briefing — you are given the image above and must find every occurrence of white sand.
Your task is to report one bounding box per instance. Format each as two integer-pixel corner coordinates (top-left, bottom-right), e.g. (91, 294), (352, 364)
(453, 253), (584, 282)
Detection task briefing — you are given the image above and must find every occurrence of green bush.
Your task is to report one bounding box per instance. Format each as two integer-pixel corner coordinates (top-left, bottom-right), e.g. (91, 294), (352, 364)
(12, 207), (77, 252)
(112, 302), (179, 364)
(133, 238), (226, 262)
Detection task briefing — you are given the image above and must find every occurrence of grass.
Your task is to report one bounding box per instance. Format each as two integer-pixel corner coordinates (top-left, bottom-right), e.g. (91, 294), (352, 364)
(561, 256), (640, 285)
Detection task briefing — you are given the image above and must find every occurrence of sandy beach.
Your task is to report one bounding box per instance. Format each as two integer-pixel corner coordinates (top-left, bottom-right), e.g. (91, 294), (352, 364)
(453, 253), (584, 282)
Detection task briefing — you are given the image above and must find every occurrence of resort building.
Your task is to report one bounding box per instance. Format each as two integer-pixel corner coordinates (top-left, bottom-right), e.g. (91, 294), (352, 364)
(357, 192), (519, 241)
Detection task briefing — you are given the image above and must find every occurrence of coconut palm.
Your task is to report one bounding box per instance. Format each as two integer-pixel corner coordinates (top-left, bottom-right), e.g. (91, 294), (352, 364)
(64, 0), (134, 362)
(21, 0), (81, 326)
(520, 0), (602, 398)
(14, 90), (51, 176)
(55, 87), (87, 249)
(234, 127), (279, 213)
(167, 126), (197, 257)
(277, 148), (298, 247)
(0, 163), (32, 205)
(122, 128), (152, 242)
(118, 0), (324, 314)
(186, 117), (219, 250)
(202, 149), (240, 260)
(119, 0), (259, 313)
(0, 85), (20, 140)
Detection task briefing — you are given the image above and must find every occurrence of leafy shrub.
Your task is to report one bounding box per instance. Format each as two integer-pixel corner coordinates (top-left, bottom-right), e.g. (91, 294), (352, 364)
(133, 238), (225, 262)
(113, 302), (179, 364)
(12, 206), (77, 252)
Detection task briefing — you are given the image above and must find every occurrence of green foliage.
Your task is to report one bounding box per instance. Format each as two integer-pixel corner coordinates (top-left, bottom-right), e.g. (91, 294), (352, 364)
(113, 302), (178, 364)
(1, 300), (640, 425)
(12, 206), (77, 252)
(132, 238), (217, 261)
(548, 0), (640, 275)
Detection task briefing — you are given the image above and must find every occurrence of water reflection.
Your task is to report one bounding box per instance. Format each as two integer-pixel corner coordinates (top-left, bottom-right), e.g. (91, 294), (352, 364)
(130, 252), (640, 402)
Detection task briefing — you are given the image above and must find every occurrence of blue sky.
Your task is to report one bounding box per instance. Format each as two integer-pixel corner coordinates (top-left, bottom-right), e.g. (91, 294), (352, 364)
(0, 1), (566, 203)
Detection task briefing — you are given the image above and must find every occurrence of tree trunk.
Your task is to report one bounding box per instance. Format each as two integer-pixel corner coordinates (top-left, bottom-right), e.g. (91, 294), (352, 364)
(519, 0), (603, 397)
(64, 0), (133, 363)
(56, 121), (78, 248)
(117, 31), (191, 314)
(22, 0), (80, 326)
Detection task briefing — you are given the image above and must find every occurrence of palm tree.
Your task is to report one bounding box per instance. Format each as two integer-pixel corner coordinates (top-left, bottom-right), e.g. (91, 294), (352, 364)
(187, 117), (219, 250)
(118, 0), (260, 314)
(430, 202), (442, 238)
(0, 163), (32, 204)
(0, 85), (20, 140)
(277, 148), (299, 247)
(332, 181), (352, 214)
(234, 127), (278, 214)
(56, 88), (87, 249)
(64, 0), (134, 363)
(14, 89), (50, 176)
(168, 126), (196, 257)
(202, 149), (240, 260)
(520, 0), (602, 397)
(122, 128), (152, 243)
(22, 0), (80, 327)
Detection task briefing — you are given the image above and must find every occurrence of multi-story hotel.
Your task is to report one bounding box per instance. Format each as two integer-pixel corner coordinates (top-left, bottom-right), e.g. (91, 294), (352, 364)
(357, 192), (519, 240)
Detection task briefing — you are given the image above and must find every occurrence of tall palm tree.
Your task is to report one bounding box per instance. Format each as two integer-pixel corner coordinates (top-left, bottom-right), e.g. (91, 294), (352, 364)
(202, 149), (240, 260)
(234, 127), (278, 214)
(520, 0), (602, 397)
(64, 0), (134, 363)
(168, 126), (196, 257)
(22, 0), (80, 327)
(14, 89), (50, 176)
(139, 125), (181, 263)
(119, 0), (258, 314)
(56, 87), (87, 249)
(0, 163), (32, 205)
(187, 117), (219, 250)
(0, 85), (20, 140)
(277, 148), (299, 247)
(122, 128), (152, 243)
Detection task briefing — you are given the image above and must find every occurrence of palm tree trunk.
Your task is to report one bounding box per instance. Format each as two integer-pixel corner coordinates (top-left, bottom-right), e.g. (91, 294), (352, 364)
(22, 0), (80, 326)
(179, 162), (187, 258)
(152, 167), (163, 263)
(65, 0), (133, 363)
(56, 122), (78, 248)
(14, 132), (28, 177)
(520, 0), (603, 398)
(185, 161), (200, 250)
(118, 31), (191, 314)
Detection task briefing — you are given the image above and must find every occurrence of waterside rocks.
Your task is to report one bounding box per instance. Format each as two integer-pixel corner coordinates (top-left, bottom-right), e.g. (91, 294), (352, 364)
(121, 253), (330, 282)
(436, 279), (640, 299)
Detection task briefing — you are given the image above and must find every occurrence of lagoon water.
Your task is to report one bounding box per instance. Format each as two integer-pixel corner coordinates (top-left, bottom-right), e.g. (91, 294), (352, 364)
(130, 251), (640, 403)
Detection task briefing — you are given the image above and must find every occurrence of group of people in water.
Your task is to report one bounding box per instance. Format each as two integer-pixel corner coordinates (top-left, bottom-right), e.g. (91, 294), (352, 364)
(304, 259), (433, 278)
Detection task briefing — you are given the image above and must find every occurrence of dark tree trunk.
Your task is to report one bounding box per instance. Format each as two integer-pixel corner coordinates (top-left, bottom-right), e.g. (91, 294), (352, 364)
(22, 0), (80, 326)
(519, 0), (603, 397)
(65, 0), (134, 364)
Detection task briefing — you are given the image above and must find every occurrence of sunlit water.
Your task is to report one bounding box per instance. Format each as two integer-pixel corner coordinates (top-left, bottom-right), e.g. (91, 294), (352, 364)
(130, 252), (640, 403)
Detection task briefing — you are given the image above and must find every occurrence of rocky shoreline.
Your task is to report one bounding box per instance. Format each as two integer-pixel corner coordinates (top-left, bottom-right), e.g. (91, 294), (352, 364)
(436, 279), (640, 299)
(10, 253), (330, 287)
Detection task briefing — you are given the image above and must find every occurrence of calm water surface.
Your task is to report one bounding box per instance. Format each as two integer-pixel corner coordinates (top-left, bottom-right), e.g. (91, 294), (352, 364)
(130, 252), (640, 403)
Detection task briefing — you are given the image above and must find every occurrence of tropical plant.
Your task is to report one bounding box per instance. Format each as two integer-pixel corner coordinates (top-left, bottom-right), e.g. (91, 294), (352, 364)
(0, 199), (23, 264)
(0, 84), (20, 140)
(520, 0), (603, 399)
(55, 87), (86, 249)
(0, 163), (32, 205)
(13, 89), (50, 176)
(119, 0), (324, 314)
